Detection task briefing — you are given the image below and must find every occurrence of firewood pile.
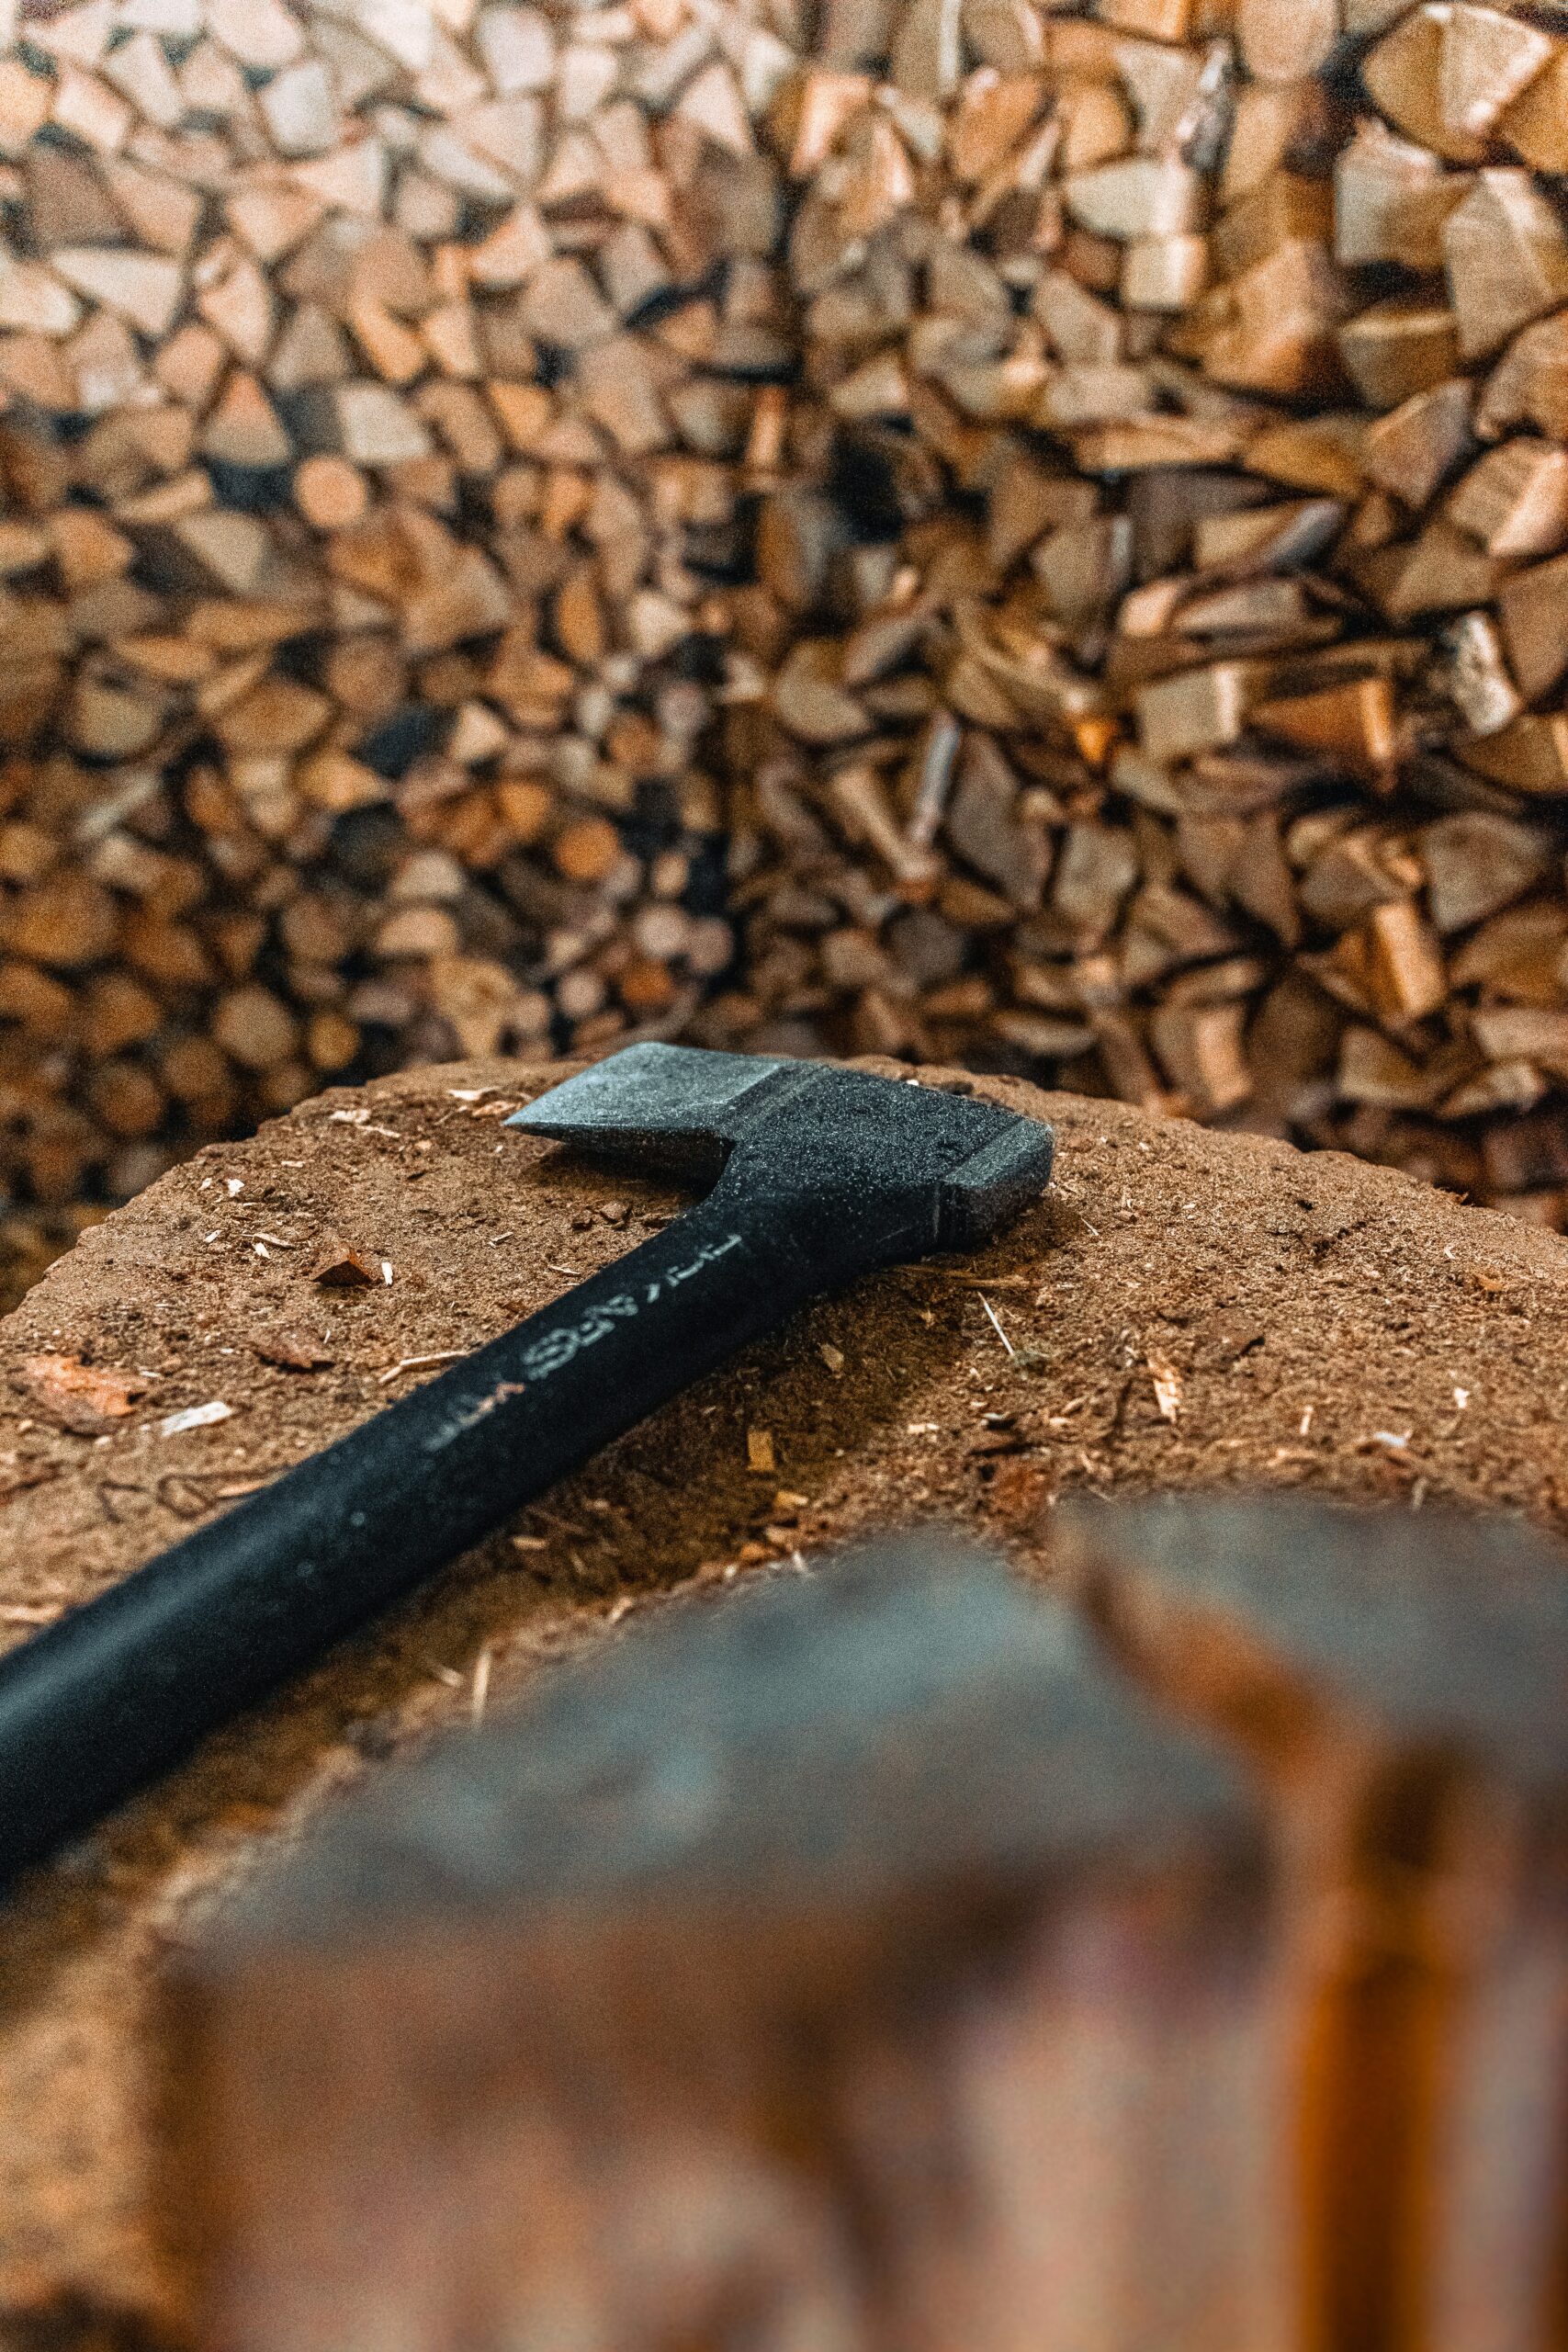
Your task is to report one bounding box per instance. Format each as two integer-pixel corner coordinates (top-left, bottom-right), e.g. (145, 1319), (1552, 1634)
(6, 0), (1568, 1241)
(0, 0), (776, 1219)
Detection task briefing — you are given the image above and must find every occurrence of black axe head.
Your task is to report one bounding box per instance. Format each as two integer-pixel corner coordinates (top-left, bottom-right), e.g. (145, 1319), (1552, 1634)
(509, 1045), (1054, 1251)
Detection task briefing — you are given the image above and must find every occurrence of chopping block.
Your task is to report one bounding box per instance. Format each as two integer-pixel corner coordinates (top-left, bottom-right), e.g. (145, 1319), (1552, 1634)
(6, 1052), (1568, 2344)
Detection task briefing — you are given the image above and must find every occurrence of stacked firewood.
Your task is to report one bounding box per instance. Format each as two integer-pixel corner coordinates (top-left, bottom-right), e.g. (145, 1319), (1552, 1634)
(0, 0), (784, 1207)
(8, 0), (1568, 1233)
(696, 0), (1568, 1224)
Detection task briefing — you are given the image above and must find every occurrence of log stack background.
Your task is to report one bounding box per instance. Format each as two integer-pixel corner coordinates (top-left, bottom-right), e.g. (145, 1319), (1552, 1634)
(5, 0), (1568, 1285)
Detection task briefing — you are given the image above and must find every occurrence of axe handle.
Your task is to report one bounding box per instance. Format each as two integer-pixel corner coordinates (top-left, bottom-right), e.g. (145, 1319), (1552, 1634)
(0, 1185), (883, 1883)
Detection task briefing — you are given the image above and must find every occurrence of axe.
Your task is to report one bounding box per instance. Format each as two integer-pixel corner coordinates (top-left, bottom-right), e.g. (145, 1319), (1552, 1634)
(0, 1046), (1053, 1882)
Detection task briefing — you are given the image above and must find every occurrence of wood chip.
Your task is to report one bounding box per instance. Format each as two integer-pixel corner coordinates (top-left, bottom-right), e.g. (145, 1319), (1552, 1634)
(309, 1240), (383, 1288)
(159, 1399), (233, 1436)
(17, 1352), (147, 1434)
(1145, 1351), (1183, 1422)
(251, 1329), (334, 1371)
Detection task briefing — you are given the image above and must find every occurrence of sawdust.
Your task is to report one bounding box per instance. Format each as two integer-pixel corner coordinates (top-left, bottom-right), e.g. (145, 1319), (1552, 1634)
(4, 1056), (1568, 2345)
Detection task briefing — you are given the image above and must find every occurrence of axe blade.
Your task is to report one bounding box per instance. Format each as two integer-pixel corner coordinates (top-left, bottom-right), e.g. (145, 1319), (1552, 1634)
(509, 1044), (1055, 1249)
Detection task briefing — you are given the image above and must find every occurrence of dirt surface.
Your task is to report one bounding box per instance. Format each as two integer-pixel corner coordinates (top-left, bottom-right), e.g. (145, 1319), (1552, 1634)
(4, 1056), (1568, 2346)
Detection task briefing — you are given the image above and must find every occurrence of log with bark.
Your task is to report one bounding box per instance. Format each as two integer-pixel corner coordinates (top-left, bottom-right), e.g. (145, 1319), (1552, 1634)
(1060, 1495), (1568, 2352)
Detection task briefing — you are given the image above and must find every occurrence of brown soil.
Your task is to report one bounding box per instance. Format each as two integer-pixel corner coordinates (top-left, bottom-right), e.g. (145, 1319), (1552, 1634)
(3, 1056), (1568, 2346)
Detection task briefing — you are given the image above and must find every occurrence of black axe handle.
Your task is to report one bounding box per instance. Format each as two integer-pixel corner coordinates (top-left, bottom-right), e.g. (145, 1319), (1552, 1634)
(0, 1187), (872, 1883)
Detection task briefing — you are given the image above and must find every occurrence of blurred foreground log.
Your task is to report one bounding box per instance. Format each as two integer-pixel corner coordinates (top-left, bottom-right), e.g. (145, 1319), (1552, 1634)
(161, 1539), (1280, 2352)
(160, 1500), (1568, 2352)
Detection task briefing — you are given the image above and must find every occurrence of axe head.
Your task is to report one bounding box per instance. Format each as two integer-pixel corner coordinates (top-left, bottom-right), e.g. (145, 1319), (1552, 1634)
(508, 1045), (1054, 1251)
